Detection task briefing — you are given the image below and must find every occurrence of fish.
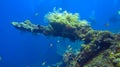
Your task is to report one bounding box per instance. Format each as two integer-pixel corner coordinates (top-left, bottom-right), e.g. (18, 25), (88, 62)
(50, 43), (53, 47)
(57, 40), (60, 43)
(35, 12), (39, 16)
(104, 23), (110, 27)
(42, 61), (46, 66)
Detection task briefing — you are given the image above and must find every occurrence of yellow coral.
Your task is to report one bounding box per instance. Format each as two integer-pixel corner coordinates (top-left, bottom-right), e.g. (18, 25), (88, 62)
(45, 8), (89, 28)
(109, 52), (115, 59)
(81, 44), (90, 51)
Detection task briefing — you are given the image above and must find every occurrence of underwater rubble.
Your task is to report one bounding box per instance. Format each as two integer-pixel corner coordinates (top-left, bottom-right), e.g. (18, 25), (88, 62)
(11, 8), (120, 67)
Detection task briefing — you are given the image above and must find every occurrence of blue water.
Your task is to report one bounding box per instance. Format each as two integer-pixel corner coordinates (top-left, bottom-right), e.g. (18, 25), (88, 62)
(0, 0), (120, 67)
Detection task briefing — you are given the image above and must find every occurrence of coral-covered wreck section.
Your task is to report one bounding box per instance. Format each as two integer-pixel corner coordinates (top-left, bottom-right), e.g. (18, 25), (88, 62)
(11, 20), (53, 35)
(11, 8), (120, 67)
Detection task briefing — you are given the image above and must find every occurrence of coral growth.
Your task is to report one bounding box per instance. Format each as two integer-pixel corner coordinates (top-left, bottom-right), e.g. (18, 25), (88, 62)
(11, 8), (120, 67)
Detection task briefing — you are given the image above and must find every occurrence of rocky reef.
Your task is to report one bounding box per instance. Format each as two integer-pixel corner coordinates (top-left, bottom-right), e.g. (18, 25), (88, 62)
(11, 8), (120, 67)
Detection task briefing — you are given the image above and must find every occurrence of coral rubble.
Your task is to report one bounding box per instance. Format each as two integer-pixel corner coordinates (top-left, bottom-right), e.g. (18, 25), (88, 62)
(11, 8), (120, 67)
